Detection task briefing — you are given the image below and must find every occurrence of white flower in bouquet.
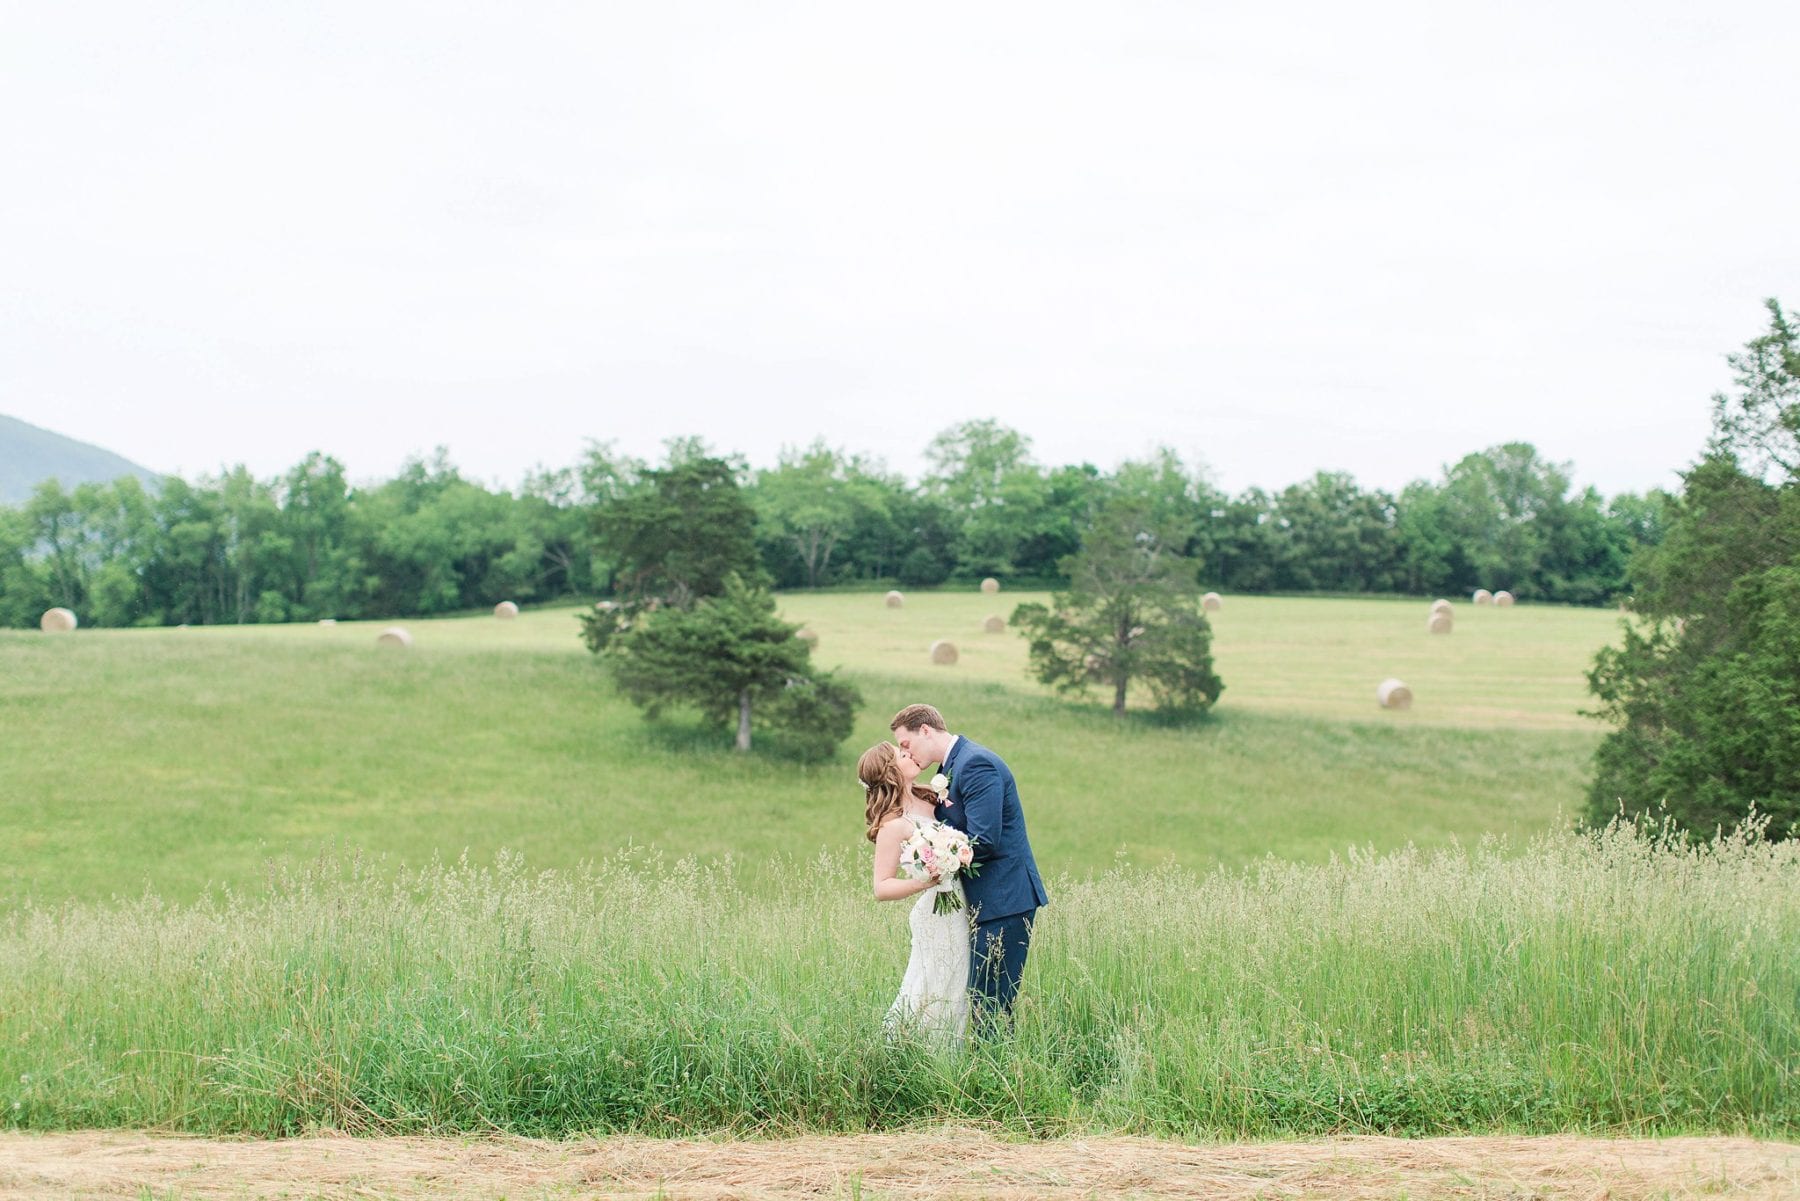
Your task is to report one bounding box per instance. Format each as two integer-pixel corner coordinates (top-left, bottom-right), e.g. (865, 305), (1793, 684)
(896, 822), (979, 914)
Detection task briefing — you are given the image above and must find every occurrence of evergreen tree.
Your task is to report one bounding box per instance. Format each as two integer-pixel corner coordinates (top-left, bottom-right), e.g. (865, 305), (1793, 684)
(603, 576), (859, 757)
(1587, 300), (1800, 839)
(1011, 471), (1223, 717)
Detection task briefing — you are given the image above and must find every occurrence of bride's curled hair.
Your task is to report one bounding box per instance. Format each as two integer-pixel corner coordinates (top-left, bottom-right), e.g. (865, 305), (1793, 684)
(858, 742), (937, 842)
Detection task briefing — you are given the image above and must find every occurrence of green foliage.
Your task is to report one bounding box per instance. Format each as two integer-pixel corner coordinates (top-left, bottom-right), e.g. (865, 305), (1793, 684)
(1709, 298), (1800, 480)
(593, 452), (762, 606)
(604, 576), (859, 757)
(0, 447), (597, 628)
(1589, 568), (1800, 839)
(923, 419), (1091, 580)
(1587, 300), (1800, 839)
(0, 422), (1672, 629)
(1011, 469), (1223, 717)
(750, 442), (898, 589)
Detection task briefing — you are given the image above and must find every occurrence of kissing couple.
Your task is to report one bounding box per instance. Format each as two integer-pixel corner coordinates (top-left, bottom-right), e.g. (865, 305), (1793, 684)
(858, 703), (1049, 1044)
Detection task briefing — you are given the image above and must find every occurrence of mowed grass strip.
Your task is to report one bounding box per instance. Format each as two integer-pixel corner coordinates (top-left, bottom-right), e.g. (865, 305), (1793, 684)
(779, 591), (1621, 731)
(3, 826), (1796, 1139)
(1, 598), (1603, 903)
(4, 1130), (1797, 1200)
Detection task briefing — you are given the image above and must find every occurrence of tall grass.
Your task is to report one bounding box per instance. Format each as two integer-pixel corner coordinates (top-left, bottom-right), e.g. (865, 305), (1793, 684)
(5, 822), (1795, 1138)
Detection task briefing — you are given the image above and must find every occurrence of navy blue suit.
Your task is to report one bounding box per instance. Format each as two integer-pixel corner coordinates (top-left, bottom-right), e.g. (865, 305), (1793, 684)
(935, 736), (1046, 1026)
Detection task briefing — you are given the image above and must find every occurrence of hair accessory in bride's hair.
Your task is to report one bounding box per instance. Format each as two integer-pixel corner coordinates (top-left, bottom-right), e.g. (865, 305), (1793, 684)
(859, 778), (870, 792)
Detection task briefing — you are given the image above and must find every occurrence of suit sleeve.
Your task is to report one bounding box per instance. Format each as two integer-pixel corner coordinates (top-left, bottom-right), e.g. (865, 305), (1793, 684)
(955, 757), (1004, 862)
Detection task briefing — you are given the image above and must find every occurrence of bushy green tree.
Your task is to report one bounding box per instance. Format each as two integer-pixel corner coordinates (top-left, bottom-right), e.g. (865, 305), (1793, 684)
(1011, 467), (1223, 717)
(602, 576), (859, 757)
(923, 419), (1067, 580)
(593, 449), (761, 606)
(750, 442), (895, 588)
(1587, 300), (1800, 839)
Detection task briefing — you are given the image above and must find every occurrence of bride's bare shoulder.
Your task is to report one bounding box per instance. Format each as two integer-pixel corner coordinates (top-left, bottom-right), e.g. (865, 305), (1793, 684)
(876, 815), (918, 841)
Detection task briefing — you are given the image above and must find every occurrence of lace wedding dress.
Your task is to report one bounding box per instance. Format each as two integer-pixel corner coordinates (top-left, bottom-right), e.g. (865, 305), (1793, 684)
(884, 832), (972, 1046)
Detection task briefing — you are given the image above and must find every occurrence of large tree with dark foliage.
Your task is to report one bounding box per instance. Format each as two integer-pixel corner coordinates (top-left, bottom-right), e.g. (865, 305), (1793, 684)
(1587, 300), (1800, 840)
(599, 575), (860, 758)
(592, 450), (762, 607)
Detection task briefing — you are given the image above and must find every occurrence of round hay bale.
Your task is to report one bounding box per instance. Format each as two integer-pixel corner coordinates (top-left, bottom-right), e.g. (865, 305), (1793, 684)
(318, 618), (337, 627)
(39, 607), (77, 633)
(1430, 598), (1453, 615)
(1472, 588), (1493, 605)
(1377, 678), (1413, 710)
(1494, 590), (1515, 608)
(929, 639), (959, 666)
(376, 626), (414, 649)
(984, 615), (1005, 634)
(1201, 592), (1223, 612)
(794, 627), (819, 646)
(980, 577), (1000, 595)
(594, 600), (618, 613)
(885, 591), (904, 609)
(1427, 612), (1453, 635)
(494, 600), (519, 620)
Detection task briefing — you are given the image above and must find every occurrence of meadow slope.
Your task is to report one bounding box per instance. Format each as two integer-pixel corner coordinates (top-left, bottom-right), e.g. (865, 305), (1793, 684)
(0, 594), (1616, 903)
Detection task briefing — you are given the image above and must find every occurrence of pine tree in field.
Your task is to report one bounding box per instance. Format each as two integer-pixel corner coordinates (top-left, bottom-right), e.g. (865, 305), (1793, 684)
(605, 575), (859, 757)
(1011, 468), (1223, 718)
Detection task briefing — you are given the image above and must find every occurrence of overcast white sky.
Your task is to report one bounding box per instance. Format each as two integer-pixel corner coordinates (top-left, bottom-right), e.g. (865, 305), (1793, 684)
(3, 1), (1795, 498)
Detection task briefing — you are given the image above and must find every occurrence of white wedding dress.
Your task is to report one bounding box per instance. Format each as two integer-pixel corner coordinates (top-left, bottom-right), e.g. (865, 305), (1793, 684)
(884, 824), (972, 1046)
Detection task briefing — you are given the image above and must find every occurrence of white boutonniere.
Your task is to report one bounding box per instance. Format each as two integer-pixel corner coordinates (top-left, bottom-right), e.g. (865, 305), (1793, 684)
(929, 772), (951, 805)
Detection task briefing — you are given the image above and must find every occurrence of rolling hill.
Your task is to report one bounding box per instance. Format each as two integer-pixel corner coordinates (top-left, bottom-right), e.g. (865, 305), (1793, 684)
(0, 413), (163, 505)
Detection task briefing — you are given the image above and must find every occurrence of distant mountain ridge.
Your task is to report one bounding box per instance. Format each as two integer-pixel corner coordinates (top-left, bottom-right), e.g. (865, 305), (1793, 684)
(0, 414), (164, 506)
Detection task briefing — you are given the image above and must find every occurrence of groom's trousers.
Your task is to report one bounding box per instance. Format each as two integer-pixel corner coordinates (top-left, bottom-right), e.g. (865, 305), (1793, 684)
(970, 909), (1035, 1032)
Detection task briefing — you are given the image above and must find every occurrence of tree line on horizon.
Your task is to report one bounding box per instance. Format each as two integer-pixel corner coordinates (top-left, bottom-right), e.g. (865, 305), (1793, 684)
(0, 428), (1666, 630)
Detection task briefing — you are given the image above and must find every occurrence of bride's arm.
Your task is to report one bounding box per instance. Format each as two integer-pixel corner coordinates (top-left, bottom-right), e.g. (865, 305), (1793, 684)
(872, 818), (938, 901)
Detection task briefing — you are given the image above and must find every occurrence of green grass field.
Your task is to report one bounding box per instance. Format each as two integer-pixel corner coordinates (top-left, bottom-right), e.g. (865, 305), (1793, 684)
(0, 593), (1618, 904)
(7, 592), (1799, 1140)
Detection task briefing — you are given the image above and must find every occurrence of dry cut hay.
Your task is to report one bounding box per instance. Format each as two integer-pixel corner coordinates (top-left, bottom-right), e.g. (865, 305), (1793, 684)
(1377, 678), (1413, 709)
(794, 627), (819, 646)
(1430, 598), (1453, 614)
(39, 607), (77, 633)
(1201, 592), (1222, 612)
(930, 639), (959, 665)
(981, 577), (1000, 594)
(984, 615), (1006, 634)
(376, 626), (414, 649)
(1427, 611), (1453, 635)
(885, 591), (904, 609)
(1472, 588), (1493, 605)
(494, 601), (519, 620)
(1494, 590), (1516, 607)
(1, 1130), (1794, 1201)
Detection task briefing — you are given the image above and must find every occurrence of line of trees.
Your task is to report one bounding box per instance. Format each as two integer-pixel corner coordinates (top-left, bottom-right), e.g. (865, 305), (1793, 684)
(0, 428), (1668, 629)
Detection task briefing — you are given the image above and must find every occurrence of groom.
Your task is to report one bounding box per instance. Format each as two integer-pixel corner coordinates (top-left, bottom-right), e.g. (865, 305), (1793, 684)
(890, 703), (1048, 1031)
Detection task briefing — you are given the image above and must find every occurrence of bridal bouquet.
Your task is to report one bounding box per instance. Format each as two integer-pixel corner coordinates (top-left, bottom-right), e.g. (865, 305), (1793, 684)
(898, 823), (979, 914)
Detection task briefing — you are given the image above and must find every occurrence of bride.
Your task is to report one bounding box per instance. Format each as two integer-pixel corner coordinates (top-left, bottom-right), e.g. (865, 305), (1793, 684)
(858, 741), (970, 1044)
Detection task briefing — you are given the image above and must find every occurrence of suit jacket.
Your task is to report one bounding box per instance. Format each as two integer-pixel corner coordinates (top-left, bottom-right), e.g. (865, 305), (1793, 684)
(935, 736), (1048, 923)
